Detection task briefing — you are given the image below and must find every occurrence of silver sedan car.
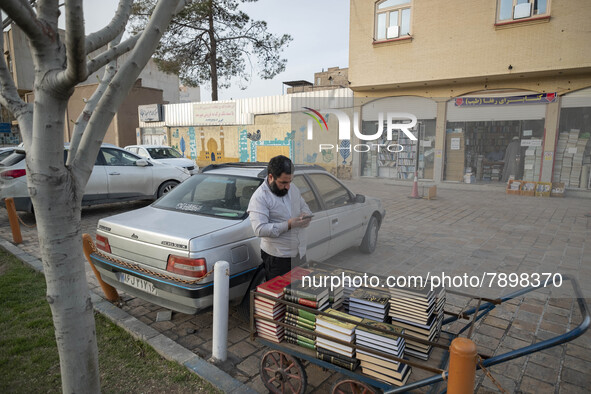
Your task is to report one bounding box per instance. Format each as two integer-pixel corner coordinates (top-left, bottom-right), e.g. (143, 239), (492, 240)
(89, 163), (385, 315)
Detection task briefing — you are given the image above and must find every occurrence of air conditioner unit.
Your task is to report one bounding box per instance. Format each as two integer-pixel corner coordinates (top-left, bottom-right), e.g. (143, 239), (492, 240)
(387, 25), (400, 39)
(513, 2), (532, 19)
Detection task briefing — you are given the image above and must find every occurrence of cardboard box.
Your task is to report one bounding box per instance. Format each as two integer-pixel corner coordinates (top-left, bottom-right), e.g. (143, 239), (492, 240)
(535, 182), (552, 197)
(550, 182), (565, 197)
(521, 181), (536, 196)
(506, 180), (522, 195)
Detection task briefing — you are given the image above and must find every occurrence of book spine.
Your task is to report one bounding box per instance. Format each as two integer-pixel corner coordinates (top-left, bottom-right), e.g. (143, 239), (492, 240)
(317, 353), (358, 371)
(316, 347), (358, 364)
(284, 293), (319, 308)
(284, 316), (315, 331)
(285, 332), (315, 346)
(286, 305), (317, 322)
(285, 336), (316, 350)
(285, 328), (316, 341)
(286, 288), (321, 301)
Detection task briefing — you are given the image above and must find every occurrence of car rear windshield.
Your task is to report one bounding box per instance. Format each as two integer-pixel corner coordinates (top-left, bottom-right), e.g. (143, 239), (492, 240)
(0, 151), (25, 167)
(152, 173), (262, 219)
(147, 147), (182, 159)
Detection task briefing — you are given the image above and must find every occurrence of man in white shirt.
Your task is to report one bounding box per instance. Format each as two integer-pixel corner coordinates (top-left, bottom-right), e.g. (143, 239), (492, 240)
(247, 155), (312, 280)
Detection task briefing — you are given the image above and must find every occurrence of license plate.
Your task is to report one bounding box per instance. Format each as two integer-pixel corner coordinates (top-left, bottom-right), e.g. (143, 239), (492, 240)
(118, 273), (157, 295)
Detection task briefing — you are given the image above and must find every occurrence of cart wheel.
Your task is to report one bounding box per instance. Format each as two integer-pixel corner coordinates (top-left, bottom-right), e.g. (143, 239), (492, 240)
(332, 379), (377, 394)
(260, 350), (307, 393)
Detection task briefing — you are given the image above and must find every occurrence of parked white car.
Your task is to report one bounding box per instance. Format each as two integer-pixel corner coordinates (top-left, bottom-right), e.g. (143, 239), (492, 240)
(125, 145), (198, 175)
(89, 163), (386, 315)
(0, 144), (191, 213)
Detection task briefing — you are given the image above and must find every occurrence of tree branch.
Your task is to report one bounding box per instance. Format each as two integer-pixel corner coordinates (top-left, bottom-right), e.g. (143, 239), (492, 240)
(1, 0), (45, 43)
(56, 0), (87, 88)
(72, 0), (187, 183)
(68, 34), (123, 166)
(85, 0), (133, 55)
(86, 33), (140, 76)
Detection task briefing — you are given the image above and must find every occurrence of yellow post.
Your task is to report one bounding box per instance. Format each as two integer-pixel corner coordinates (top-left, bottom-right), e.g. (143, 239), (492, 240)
(82, 233), (120, 302)
(448, 337), (477, 394)
(5, 198), (23, 244)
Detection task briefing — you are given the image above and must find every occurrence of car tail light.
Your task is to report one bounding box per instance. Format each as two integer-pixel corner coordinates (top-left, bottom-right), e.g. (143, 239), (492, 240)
(95, 234), (111, 253)
(166, 256), (207, 278)
(1, 169), (26, 179)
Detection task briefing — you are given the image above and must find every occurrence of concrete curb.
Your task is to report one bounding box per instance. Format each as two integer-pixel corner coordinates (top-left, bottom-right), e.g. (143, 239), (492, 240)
(0, 238), (256, 394)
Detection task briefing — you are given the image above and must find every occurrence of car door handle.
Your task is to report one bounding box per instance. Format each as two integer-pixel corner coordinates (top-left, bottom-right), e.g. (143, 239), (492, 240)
(332, 218), (339, 224)
(108, 172), (121, 176)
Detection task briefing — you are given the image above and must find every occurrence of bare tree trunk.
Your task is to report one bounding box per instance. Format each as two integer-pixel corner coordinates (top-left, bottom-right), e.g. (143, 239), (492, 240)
(208, 0), (218, 101)
(26, 90), (98, 392)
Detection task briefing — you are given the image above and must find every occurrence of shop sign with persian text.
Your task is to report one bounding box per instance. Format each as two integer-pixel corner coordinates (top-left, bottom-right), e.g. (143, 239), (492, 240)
(455, 93), (557, 107)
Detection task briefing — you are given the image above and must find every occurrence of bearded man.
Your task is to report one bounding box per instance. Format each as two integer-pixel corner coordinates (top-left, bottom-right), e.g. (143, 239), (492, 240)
(247, 155), (312, 280)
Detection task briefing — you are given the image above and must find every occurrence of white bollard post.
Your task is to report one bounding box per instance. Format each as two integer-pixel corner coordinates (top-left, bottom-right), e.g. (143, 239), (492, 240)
(211, 260), (229, 362)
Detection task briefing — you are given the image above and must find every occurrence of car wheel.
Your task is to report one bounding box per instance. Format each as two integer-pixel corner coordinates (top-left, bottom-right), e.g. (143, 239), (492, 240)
(238, 268), (266, 321)
(359, 215), (379, 254)
(157, 181), (179, 198)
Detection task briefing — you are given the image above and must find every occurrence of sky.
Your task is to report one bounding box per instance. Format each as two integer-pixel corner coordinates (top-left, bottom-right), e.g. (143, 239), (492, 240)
(80, 0), (350, 102)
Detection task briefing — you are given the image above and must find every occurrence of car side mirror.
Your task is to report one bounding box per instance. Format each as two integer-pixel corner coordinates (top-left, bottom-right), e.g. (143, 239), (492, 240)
(135, 159), (150, 167)
(355, 194), (365, 203)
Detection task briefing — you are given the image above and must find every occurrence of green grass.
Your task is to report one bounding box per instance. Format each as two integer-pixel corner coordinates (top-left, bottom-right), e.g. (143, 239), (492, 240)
(0, 249), (220, 393)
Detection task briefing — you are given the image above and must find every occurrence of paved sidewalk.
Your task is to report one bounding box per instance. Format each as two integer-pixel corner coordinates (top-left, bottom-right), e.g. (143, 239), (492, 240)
(1, 179), (590, 393)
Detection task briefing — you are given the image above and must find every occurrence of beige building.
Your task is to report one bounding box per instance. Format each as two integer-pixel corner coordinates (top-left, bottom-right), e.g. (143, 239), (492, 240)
(349, 0), (591, 190)
(285, 67), (349, 93)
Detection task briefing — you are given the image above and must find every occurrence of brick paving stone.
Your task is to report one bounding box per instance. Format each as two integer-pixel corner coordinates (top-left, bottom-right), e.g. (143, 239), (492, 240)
(519, 303), (544, 314)
(477, 324), (505, 339)
(481, 373), (517, 392)
(501, 336), (532, 350)
(566, 344), (591, 362)
(245, 375), (268, 393)
(510, 319), (537, 332)
(519, 375), (556, 393)
(236, 354), (260, 377)
(500, 363), (524, 381)
(506, 327), (535, 343)
(150, 320), (176, 331)
(227, 326), (250, 344)
(559, 382), (589, 394)
(562, 354), (591, 374)
(228, 340), (257, 359)
(527, 351), (562, 368)
(560, 366), (590, 387)
(523, 362), (559, 384)
(176, 334), (205, 351)
(305, 363), (332, 389)
(542, 312), (569, 325)
(539, 320), (568, 334)
(483, 315), (512, 330)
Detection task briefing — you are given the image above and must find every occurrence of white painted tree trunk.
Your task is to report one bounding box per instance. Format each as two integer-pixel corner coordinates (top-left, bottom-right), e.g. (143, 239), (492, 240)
(0, 1), (186, 392)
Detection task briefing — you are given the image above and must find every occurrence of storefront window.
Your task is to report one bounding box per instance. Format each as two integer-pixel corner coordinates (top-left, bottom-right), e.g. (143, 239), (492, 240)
(555, 107), (591, 189)
(444, 120), (544, 183)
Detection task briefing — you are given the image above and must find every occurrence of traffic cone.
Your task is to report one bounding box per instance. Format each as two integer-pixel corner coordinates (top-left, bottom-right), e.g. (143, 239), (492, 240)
(409, 172), (420, 199)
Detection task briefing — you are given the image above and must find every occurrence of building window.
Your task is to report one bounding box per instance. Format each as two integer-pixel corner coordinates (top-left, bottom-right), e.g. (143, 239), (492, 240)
(497, 0), (549, 22)
(375, 0), (411, 41)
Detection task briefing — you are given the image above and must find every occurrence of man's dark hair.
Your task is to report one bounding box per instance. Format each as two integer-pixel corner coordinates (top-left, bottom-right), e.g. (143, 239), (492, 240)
(268, 155), (294, 179)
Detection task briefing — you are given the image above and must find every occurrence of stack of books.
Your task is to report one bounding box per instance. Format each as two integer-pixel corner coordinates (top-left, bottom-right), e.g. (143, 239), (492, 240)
(348, 288), (390, 322)
(315, 308), (362, 371)
(388, 284), (444, 360)
(308, 268), (345, 310)
(254, 275), (291, 343)
(553, 132), (569, 182)
(341, 269), (360, 312)
(283, 278), (329, 350)
(356, 319), (410, 387)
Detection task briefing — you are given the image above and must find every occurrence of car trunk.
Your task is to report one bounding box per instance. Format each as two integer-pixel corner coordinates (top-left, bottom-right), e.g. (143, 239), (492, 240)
(96, 206), (241, 270)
